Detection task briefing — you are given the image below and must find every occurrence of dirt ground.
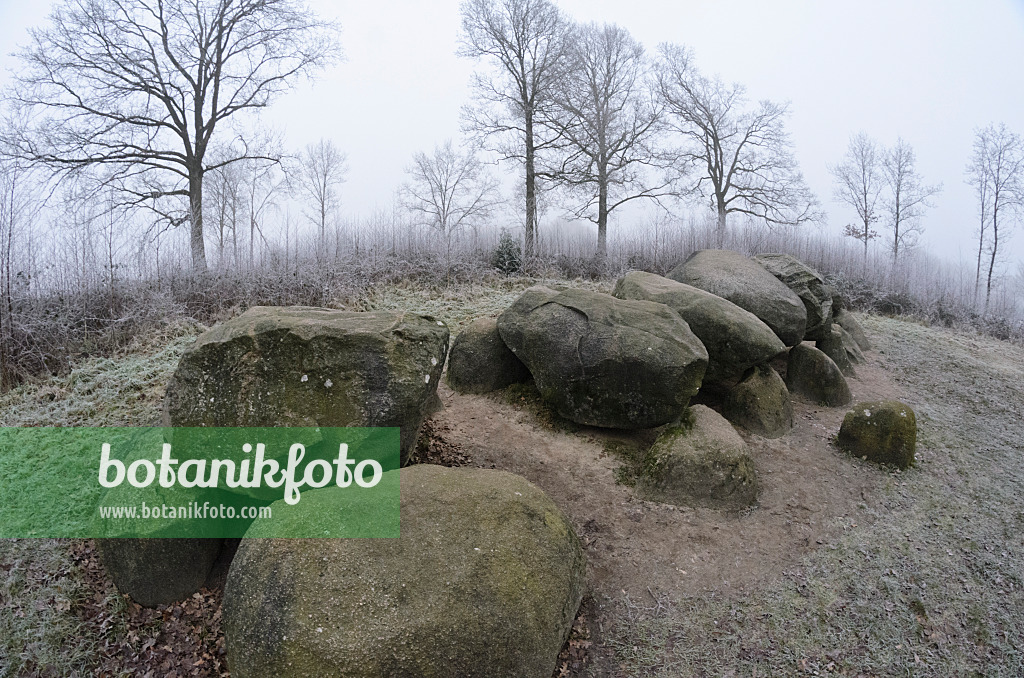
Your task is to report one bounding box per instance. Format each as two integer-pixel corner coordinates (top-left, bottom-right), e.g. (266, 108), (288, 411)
(428, 348), (907, 674)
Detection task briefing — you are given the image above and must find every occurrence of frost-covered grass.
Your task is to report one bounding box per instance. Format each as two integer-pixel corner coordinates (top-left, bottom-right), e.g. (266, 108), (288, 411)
(608, 314), (1024, 677)
(2, 287), (1023, 676)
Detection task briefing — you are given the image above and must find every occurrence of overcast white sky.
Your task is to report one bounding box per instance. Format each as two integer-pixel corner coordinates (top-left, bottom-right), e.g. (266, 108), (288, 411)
(2, 0), (1023, 267)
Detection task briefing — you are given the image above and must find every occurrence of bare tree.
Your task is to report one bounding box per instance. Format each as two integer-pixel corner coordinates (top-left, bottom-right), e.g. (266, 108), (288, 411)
(4, 0), (339, 272)
(549, 22), (671, 257)
(830, 132), (884, 263)
(292, 139), (348, 262)
(881, 138), (941, 264)
(656, 44), (820, 245)
(965, 123), (1024, 310)
(400, 140), (501, 279)
(459, 0), (572, 257)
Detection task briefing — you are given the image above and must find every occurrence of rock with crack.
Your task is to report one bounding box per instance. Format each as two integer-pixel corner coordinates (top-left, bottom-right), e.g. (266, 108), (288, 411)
(612, 271), (785, 384)
(837, 400), (916, 469)
(666, 249), (807, 346)
(834, 308), (872, 352)
(786, 344), (852, 407)
(636, 405), (758, 509)
(446, 316), (530, 394)
(753, 253), (835, 341)
(723, 363), (794, 438)
(223, 465), (586, 678)
(497, 286), (708, 429)
(164, 306), (449, 464)
(816, 325), (857, 376)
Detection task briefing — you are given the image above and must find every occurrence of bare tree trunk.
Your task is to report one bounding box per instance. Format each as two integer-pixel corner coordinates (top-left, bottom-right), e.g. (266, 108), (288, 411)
(986, 200), (1000, 311)
(189, 169), (207, 273)
(597, 173), (608, 258)
(716, 201), (727, 248)
(525, 113), (537, 258)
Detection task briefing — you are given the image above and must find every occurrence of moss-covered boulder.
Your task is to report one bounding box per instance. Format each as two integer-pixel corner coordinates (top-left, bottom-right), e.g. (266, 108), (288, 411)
(446, 317), (530, 394)
(223, 465), (586, 678)
(753, 253), (834, 341)
(636, 405), (757, 509)
(164, 306), (449, 464)
(612, 271), (785, 383)
(97, 538), (223, 608)
(497, 286), (708, 429)
(667, 249), (807, 346)
(837, 401), (917, 469)
(786, 344), (852, 407)
(816, 325), (856, 377)
(834, 308), (872, 352)
(723, 364), (794, 438)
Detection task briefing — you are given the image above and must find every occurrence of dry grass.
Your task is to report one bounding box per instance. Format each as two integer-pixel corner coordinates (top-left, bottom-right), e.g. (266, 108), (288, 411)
(605, 314), (1024, 677)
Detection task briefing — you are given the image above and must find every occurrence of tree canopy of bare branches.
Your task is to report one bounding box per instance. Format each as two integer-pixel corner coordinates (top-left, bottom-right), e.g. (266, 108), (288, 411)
(3, 0), (339, 271)
(830, 132), (884, 262)
(459, 0), (572, 257)
(291, 139), (348, 260)
(400, 140), (501, 238)
(549, 22), (671, 257)
(965, 123), (1023, 309)
(656, 44), (820, 243)
(881, 138), (941, 264)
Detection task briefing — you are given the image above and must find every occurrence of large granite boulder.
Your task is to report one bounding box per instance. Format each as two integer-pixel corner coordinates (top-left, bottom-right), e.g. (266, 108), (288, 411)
(223, 465), (586, 678)
(636, 405), (757, 509)
(164, 306), (449, 464)
(723, 364), (794, 438)
(838, 401), (916, 469)
(667, 250), (807, 346)
(612, 271), (785, 383)
(753, 253), (834, 340)
(446, 317), (530, 394)
(497, 287), (708, 429)
(834, 308), (872, 352)
(786, 344), (852, 407)
(97, 538), (223, 608)
(816, 325), (856, 377)
(838, 325), (866, 365)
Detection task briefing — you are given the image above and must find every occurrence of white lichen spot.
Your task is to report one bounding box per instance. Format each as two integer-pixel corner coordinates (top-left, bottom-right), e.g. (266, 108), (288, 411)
(431, 357), (438, 366)
(863, 409), (871, 417)
(210, 397), (215, 403)
(325, 379), (333, 388)
(301, 375), (308, 383)
(515, 492), (522, 496)
(437, 321), (445, 326)
(424, 374), (430, 384)
(316, 627), (323, 633)
(900, 411), (907, 417)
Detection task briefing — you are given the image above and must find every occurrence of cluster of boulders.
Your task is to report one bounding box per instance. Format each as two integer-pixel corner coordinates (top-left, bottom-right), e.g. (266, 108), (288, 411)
(448, 249), (874, 510)
(95, 249), (914, 677)
(96, 305), (587, 677)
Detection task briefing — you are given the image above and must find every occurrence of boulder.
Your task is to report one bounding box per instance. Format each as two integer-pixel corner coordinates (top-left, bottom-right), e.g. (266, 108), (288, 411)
(837, 401), (917, 469)
(816, 325), (856, 377)
(612, 271), (785, 383)
(667, 249), (807, 346)
(223, 465), (586, 678)
(164, 306), (449, 465)
(723, 364), (794, 438)
(837, 324), (866, 364)
(834, 308), (872, 352)
(497, 286), (708, 429)
(97, 538), (223, 608)
(786, 344), (852, 407)
(446, 317), (530, 394)
(753, 253), (834, 341)
(636, 405), (757, 509)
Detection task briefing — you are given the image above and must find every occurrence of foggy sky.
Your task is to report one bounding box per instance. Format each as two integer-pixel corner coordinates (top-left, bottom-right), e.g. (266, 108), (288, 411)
(2, 0), (1023, 267)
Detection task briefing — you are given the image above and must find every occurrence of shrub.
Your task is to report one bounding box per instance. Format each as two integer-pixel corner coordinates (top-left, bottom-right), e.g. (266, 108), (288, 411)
(491, 231), (522, 275)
